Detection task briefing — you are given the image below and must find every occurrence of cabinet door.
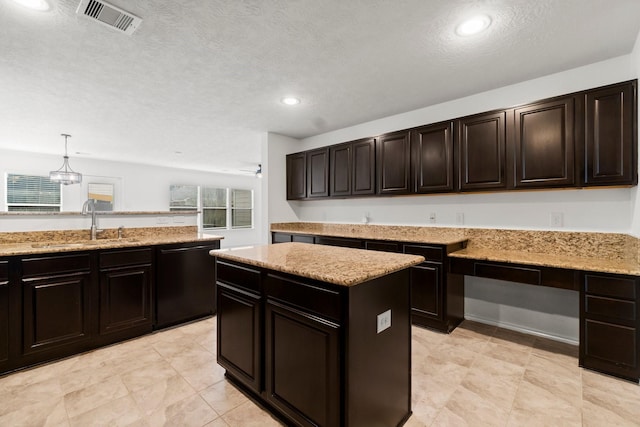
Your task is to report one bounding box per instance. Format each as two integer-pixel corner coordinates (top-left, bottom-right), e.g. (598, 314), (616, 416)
(217, 283), (262, 392)
(307, 148), (329, 198)
(22, 271), (92, 356)
(329, 143), (351, 197)
(0, 261), (8, 368)
(352, 138), (376, 195)
(156, 244), (217, 328)
(412, 121), (454, 193)
(514, 97), (575, 188)
(265, 300), (340, 427)
(99, 265), (152, 336)
(286, 153), (307, 200)
(457, 111), (507, 191)
(584, 81), (637, 186)
(410, 263), (442, 321)
(377, 131), (411, 194)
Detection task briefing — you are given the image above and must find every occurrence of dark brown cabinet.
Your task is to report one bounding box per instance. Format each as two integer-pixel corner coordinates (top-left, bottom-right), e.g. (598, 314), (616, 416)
(584, 81), (637, 186)
(215, 256), (412, 427)
(514, 97), (575, 188)
(412, 121), (455, 193)
(315, 236), (364, 249)
(265, 298), (340, 427)
(330, 138), (376, 197)
(307, 148), (329, 198)
(98, 248), (153, 342)
(403, 244), (464, 332)
(156, 242), (219, 329)
(0, 260), (9, 370)
(457, 111), (507, 191)
(286, 152), (307, 200)
(216, 260), (262, 393)
(377, 130), (411, 194)
(20, 253), (94, 360)
(580, 273), (640, 381)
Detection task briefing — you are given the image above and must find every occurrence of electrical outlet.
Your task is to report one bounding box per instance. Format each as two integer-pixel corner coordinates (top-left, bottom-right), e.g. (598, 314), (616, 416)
(377, 309), (391, 334)
(429, 213), (436, 224)
(173, 216), (185, 223)
(456, 212), (464, 225)
(157, 216), (169, 224)
(550, 212), (563, 227)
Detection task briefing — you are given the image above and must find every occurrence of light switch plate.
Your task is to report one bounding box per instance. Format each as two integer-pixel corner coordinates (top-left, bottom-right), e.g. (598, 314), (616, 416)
(377, 309), (391, 334)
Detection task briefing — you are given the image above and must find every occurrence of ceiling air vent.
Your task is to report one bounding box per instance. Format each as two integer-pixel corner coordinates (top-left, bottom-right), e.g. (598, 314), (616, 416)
(76, 0), (142, 35)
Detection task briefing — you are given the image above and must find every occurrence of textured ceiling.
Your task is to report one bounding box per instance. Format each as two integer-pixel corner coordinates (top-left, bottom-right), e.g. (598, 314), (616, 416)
(1, 0), (640, 174)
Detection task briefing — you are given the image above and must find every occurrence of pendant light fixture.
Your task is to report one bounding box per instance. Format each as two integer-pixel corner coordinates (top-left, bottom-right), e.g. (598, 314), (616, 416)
(49, 133), (82, 185)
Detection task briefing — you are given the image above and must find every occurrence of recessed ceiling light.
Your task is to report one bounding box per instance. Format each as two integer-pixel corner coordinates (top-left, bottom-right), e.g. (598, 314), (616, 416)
(455, 15), (491, 36)
(10, 0), (51, 11)
(281, 97), (301, 106)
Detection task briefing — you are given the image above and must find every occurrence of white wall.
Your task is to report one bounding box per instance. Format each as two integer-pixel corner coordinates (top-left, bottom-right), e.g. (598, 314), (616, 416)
(0, 148), (263, 248)
(267, 53), (640, 343)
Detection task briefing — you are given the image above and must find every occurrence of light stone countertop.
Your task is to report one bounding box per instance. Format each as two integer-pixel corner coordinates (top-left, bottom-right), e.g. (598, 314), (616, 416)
(449, 247), (640, 276)
(0, 232), (223, 256)
(210, 242), (424, 286)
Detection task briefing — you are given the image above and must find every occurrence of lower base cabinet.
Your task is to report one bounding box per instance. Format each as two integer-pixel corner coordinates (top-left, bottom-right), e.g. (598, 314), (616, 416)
(20, 253), (94, 364)
(0, 260), (10, 371)
(98, 248), (153, 345)
(216, 259), (412, 427)
(580, 272), (640, 381)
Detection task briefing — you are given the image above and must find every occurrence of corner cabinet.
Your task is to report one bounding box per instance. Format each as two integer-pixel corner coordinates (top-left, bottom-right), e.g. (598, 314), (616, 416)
(286, 152), (307, 200)
(583, 81), (638, 186)
(580, 272), (640, 381)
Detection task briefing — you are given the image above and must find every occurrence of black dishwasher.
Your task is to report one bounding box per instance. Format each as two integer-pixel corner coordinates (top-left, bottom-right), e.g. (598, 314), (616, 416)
(155, 241), (219, 329)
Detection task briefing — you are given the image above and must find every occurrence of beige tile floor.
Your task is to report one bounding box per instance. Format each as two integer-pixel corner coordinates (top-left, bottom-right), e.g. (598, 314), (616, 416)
(0, 317), (639, 426)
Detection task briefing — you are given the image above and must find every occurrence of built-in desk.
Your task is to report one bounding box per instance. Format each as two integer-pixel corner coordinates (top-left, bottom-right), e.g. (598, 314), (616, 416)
(449, 249), (640, 382)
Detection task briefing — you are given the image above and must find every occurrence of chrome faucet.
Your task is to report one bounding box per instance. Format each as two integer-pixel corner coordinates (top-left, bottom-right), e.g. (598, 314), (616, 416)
(82, 199), (104, 240)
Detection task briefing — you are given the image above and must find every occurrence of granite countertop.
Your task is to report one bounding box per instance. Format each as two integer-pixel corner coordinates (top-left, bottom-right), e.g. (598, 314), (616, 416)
(271, 222), (467, 245)
(210, 242), (424, 287)
(449, 247), (640, 276)
(0, 232), (223, 256)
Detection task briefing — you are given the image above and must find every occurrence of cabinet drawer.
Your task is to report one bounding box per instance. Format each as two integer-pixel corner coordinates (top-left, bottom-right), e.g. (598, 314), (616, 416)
(272, 233), (292, 244)
(585, 295), (636, 321)
(315, 237), (364, 249)
(585, 274), (637, 299)
(291, 234), (315, 244)
(99, 248), (152, 269)
(365, 241), (400, 253)
(0, 260), (7, 282)
(217, 261), (261, 294)
(584, 319), (637, 369)
(265, 274), (342, 322)
(22, 253), (91, 278)
(402, 244), (443, 262)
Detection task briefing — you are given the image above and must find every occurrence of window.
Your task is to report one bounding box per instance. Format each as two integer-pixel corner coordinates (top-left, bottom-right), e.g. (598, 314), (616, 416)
(169, 185), (254, 230)
(6, 174), (61, 212)
(231, 189), (253, 228)
(169, 185), (198, 212)
(202, 187), (227, 229)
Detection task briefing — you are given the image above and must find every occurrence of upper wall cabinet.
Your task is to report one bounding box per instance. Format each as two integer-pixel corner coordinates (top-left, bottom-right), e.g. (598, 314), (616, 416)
(377, 130), (411, 195)
(411, 121), (454, 193)
(329, 138), (376, 197)
(284, 80), (637, 201)
(456, 111), (507, 191)
(307, 148), (329, 198)
(286, 153), (307, 200)
(583, 81), (637, 186)
(514, 96), (576, 188)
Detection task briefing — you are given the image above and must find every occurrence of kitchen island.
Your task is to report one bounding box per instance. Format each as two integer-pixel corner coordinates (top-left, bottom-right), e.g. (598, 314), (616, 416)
(211, 243), (424, 427)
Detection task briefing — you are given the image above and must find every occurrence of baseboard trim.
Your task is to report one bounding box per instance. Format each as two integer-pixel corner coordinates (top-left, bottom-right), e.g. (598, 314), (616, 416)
(464, 314), (579, 346)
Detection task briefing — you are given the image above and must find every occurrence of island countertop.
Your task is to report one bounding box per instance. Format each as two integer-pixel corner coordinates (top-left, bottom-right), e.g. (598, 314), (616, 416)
(210, 242), (424, 286)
